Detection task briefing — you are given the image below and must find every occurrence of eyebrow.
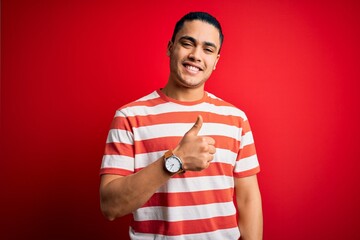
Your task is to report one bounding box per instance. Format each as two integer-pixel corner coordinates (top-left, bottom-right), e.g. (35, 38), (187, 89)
(179, 36), (218, 51)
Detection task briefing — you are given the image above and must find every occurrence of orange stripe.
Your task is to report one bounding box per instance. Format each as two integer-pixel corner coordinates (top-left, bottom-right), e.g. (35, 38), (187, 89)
(135, 162), (234, 177)
(206, 96), (237, 107)
(238, 143), (256, 159)
(134, 135), (239, 154)
(113, 111), (246, 128)
(101, 161), (239, 178)
(172, 162), (235, 177)
(143, 188), (234, 207)
(104, 142), (133, 156)
(215, 135), (240, 151)
(131, 215), (238, 236)
(134, 136), (180, 154)
(233, 166), (260, 178)
(99, 168), (132, 176)
(110, 116), (132, 130)
(241, 120), (252, 135)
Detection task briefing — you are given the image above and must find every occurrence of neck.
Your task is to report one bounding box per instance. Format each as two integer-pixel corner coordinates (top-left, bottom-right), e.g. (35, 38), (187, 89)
(161, 83), (205, 102)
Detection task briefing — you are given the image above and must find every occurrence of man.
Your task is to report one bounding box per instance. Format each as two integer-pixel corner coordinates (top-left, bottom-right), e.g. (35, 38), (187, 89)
(100, 12), (263, 239)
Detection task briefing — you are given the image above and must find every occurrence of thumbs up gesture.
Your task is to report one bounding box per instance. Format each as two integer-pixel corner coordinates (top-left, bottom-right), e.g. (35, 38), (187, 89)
(173, 115), (216, 171)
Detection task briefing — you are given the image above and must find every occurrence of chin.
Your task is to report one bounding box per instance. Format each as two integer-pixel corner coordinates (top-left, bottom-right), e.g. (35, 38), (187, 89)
(179, 80), (205, 89)
(172, 72), (207, 88)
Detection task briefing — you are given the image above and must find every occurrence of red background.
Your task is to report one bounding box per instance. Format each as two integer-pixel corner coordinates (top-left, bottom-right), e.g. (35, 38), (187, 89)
(1, 0), (360, 239)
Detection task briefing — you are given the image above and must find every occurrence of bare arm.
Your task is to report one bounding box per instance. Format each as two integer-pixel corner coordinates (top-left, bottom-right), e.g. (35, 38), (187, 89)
(235, 175), (263, 240)
(100, 158), (172, 220)
(99, 115), (216, 220)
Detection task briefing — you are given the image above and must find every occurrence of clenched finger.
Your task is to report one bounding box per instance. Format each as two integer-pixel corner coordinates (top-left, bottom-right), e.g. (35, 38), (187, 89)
(203, 136), (215, 145)
(208, 145), (216, 154)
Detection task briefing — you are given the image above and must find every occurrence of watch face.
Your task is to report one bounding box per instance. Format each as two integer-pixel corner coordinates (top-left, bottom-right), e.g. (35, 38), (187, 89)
(165, 156), (181, 173)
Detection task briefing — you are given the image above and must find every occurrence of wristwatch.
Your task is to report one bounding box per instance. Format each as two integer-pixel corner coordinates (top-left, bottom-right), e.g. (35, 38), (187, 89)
(164, 150), (185, 174)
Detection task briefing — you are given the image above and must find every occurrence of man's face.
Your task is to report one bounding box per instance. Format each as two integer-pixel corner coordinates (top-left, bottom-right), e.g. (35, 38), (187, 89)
(167, 20), (221, 89)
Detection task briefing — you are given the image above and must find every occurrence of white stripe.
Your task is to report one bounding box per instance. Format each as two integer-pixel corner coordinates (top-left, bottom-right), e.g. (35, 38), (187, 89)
(114, 110), (126, 118)
(206, 91), (223, 100)
(106, 129), (134, 144)
(157, 175), (234, 193)
(234, 154), (259, 172)
(213, 148), (238, 165)
(134, 151), (164, 169)
(133, 123), (241, 141)
(205, 123), (240, 139)
(134, 148), (237, 169)
(116, 102), (247, 119)
(133, 123), (186, 140)
(240, 131), (254, 148)
(134, 201), (236, 222)
(129, 226), (240, 240)
(101, 155), (134, 171)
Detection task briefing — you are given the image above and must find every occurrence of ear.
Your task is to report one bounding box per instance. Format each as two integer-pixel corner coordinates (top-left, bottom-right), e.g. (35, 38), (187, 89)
(166, 41), (173, 56)
(213, 54), (220, 70)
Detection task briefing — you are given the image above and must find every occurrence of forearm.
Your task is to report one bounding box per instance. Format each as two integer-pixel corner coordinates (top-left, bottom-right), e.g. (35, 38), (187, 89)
(100, 115), (215, 220)
(237, 191), (263, 240)
(100, 157), (172, 220)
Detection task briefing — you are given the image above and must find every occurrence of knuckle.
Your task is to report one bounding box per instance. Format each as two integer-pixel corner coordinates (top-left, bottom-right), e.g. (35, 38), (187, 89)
(199, 137), (207, 144)
(200, 145), (209, 152)
(201, 161), (208, 169)
(211, 146), (216, 154)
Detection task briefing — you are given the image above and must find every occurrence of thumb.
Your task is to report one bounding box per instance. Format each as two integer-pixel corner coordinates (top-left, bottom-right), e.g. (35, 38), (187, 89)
(187, 115), (203, 136)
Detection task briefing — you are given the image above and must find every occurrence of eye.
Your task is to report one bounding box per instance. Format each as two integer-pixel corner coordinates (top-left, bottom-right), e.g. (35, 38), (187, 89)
(204, 48), (214, 53)
(181, 41), (193, 48)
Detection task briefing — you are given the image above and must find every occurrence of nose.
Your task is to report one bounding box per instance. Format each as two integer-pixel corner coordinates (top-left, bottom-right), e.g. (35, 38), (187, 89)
(188, 47), (202, 62)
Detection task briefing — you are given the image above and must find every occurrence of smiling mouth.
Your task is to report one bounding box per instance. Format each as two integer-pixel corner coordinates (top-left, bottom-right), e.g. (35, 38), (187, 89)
(183, 64), (201, 73)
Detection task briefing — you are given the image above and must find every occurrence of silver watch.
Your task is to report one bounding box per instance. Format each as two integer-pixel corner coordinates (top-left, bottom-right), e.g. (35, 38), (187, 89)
(164, 150), (184, 173)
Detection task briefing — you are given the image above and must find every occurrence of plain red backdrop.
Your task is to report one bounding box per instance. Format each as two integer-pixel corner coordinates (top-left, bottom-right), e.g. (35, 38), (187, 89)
(1, 0), (360, 239)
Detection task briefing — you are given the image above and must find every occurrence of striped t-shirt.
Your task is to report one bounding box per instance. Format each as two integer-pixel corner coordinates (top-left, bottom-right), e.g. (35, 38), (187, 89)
(100, 89), (260, 239)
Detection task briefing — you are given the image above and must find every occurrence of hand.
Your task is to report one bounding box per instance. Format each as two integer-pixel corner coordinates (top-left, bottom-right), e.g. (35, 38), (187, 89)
(174, 115), (216, 171)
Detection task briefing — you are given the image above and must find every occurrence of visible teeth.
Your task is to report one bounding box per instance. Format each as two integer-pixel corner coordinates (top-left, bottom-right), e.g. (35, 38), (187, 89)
(186, 65), (200, 72)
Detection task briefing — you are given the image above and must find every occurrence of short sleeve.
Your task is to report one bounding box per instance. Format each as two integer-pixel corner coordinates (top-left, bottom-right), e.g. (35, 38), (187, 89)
(233, 117), (260, 178)
(100, 110), (135, 176)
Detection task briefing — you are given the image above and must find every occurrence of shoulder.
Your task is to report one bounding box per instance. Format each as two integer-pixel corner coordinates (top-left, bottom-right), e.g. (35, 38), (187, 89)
(206, 92), (248, 121)
(121, 90), (160, 109)
(114, 90), (163, 117)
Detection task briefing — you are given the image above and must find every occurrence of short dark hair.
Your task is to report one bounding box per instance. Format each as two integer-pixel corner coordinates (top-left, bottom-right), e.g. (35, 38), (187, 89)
(171, 12), (224, 53)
